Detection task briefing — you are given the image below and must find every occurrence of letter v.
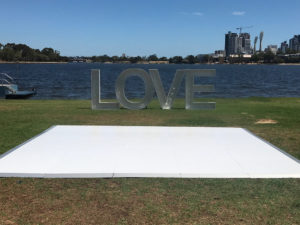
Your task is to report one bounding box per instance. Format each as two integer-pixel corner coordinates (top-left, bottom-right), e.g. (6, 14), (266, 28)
(149, 69), (184, 109)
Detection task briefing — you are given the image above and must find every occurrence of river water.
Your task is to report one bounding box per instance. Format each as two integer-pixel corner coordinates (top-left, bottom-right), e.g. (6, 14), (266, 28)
(0, 63), (299, 99)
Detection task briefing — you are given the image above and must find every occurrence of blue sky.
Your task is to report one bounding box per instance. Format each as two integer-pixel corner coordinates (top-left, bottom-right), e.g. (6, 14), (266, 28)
(0, 0), (299, 57)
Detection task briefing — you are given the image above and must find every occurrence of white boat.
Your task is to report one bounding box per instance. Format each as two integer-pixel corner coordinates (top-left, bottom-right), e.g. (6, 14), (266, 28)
(0, 73), (37, 99)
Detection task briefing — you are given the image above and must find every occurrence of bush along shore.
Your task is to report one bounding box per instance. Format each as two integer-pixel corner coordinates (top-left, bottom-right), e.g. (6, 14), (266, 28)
(1, 42), (300, 64)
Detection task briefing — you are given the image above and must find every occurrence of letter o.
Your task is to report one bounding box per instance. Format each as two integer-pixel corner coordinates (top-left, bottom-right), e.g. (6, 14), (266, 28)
(115, 68), (155, 109)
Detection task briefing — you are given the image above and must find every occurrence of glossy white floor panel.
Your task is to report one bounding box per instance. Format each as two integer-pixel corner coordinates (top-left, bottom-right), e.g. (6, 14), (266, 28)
(0, 126), (299, 178)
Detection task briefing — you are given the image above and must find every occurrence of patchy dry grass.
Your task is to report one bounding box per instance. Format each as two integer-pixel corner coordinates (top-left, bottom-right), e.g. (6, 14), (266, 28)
(0, 98), (300, 224)
(0, 178), (299, 225)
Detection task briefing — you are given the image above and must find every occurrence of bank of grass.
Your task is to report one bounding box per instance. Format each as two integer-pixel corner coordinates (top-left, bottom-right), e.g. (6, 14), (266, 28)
(0, 98), (299, 224)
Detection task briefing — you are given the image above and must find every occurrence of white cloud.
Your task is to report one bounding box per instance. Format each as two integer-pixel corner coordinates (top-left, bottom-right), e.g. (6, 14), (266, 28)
(192, 12), (203, 16)
(179, 12), (188, 15)
(232, 11), (245, 16)
(179, 12), (204, 16)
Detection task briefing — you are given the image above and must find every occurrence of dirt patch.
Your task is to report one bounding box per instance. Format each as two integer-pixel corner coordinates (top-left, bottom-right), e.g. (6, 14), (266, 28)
(255, 119), (278, 124)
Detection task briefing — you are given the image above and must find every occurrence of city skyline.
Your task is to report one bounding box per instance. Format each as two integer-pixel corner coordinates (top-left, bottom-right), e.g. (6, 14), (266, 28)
(1, 0), (300, 57)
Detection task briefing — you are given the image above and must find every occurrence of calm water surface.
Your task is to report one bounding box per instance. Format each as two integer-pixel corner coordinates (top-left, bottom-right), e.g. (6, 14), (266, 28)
(0, 63), (299, 99)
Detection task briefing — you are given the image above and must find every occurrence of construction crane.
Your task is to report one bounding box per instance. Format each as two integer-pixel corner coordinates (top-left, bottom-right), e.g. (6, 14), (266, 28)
(236, 26), (253, 34)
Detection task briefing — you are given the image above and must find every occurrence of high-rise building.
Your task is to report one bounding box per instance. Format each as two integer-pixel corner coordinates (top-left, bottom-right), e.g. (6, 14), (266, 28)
(266, 45), (278, 55)
(240, 33), (251, 54)
(225, 32), (251, 57)
(289, 35), (300, 52)
(280, 41), (289, 54)
(237, 36), (243, 54)
(225, 32), (238, 57)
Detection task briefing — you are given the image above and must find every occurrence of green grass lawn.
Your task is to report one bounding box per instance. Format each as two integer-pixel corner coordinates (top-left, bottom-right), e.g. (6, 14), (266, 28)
(0, 98), (300, 224)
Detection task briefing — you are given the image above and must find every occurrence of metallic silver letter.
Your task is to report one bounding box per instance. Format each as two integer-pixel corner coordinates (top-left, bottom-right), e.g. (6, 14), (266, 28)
(115, 68), (155, 110)
(149, 69), (185, 109)
(91, 69), (120, 110)
(185, 69), (216, 110)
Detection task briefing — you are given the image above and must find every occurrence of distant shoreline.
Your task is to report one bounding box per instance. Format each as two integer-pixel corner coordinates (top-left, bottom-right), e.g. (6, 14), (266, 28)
(0, 61), (300, 65)
(0, 61), (68, 64)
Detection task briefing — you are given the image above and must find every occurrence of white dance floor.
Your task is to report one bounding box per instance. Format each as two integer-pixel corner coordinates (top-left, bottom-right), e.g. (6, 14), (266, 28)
(0, 125), (299, 178)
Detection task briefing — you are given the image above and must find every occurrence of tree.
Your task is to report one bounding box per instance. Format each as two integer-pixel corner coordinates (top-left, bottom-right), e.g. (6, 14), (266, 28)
(41, 48), (55, 55)
(111, 56), (119, 62)
(97, 54), (111, 62)
(0, 43), (64, 62)
(2, 47), (15, 61)
(251, 52), (264, 63)
(22, 47), (36, 61)
(129, 56), (142, 63)
(159, 56), (168, 61)
(185, 55), (196, 64)
(251, 54), (259, 62)
(41, 48), (60, 61)
(263, 50), (275, 63)
(148, 54), (158, 61)
(201, 55), (212, 63)
(169, 56), (183, 64)
(273, 56), (284, 64)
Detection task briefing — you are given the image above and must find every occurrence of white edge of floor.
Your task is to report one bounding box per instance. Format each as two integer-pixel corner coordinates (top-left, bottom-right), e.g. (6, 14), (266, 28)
(242, 128), (300, 164)
(0, 125), (57, 160)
